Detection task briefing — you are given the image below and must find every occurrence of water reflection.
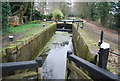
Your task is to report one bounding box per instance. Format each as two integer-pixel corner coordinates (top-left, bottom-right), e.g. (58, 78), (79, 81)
(41, 32), (73, 79)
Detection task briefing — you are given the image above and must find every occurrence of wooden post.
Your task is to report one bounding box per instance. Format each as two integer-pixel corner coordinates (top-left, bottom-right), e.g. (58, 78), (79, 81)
(35, 57), (42, 79)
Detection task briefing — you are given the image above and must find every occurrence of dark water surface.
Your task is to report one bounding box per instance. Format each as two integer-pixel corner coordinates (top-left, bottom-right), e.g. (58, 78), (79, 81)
(40, 31), (73, 79)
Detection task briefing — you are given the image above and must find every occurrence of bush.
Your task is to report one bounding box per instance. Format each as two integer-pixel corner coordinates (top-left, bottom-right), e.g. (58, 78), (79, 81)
(29, 20), (41, 24)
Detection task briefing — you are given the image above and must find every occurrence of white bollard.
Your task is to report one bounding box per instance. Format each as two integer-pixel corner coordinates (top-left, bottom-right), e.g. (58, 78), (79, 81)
(9, 36), (14, 41)
(98, 42), (110, 69)
(44, 19), (46, 22)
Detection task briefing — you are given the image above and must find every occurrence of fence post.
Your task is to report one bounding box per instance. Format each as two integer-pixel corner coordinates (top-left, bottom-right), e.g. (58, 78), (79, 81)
(72, 19), (74, 23)
(67, 50), (73, 58)
(35, 57), (42, 67)
(98, 42), (110, 70)
(67, 50), (73, 79)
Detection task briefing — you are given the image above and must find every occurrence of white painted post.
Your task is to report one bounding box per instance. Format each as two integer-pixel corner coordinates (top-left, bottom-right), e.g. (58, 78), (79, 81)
(98, 42), (110, 69)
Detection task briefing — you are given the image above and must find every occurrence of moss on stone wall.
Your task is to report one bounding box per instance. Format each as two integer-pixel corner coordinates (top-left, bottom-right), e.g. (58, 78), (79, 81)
(2, 23), (56, 62)
(72, 24), (98, 64)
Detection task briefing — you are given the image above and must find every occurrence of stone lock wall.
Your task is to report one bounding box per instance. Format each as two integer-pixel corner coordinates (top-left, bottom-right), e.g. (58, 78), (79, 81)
(72, 24), (97, 64)
(66, 24), (98, 79)
(2, 23), (56, 62)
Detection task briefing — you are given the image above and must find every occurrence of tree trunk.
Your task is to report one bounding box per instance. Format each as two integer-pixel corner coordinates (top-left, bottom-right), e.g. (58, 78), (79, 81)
(30, 2), (33, 21)
(19, 3), (29, 24)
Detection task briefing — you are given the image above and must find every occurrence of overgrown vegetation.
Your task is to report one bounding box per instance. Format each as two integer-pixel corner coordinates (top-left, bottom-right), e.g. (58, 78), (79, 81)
(2, 24), (41, 36)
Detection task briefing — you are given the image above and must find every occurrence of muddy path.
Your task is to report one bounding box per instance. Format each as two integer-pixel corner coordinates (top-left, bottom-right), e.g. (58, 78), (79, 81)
(83, 21), (119, 75)
(84, 22), (119, 51)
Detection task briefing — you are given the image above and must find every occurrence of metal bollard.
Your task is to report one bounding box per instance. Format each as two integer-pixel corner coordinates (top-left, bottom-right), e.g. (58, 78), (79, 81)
(9, 36), (14, 41)
(43, 24), (45, 27)
(44, 19), (46, 22)
(98, 42), (110, 70)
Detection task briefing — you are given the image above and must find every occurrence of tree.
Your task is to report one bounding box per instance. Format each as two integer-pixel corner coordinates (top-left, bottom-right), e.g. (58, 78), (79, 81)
(114, 1), (120, 29)
(52, 9), (64, 21)
(73, 2), (118, 29)
(9, 2), (34, 24)
(2, 2), (11, 29)
(9, 2), (23, 16)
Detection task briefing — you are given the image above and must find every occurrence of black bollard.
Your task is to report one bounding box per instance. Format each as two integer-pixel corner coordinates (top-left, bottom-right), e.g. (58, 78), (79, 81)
(98, 42), (110, 70)
(43, 24), (45, 27)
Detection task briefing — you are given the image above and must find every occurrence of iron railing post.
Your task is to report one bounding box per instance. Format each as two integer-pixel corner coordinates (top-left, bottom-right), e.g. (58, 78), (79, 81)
(98, 31), (103, 46)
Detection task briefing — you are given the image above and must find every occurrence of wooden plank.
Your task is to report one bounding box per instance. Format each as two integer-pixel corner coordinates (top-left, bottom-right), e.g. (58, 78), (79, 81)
(3, 71), (38, 79)
(67, 60), (93, 80)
